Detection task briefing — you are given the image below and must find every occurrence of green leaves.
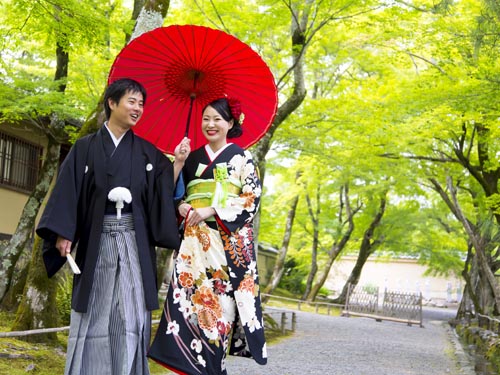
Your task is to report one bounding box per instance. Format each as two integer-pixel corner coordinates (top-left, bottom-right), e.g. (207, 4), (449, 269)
(2, 0), (498, 287)
(0, 0), (134, 128)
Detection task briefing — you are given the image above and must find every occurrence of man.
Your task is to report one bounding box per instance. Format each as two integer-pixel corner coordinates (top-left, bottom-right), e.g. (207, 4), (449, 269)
(36, 78), (190, 375)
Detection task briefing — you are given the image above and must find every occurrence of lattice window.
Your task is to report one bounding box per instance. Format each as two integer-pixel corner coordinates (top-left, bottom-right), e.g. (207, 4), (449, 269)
(0, 131), (42, 193)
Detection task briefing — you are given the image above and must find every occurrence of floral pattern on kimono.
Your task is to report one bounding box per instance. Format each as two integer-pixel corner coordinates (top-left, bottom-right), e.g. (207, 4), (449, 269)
(148, 145), (267, 375)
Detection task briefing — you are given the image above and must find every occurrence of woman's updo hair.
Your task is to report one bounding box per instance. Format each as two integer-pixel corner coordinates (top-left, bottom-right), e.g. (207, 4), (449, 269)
(204, 97), (243, 139)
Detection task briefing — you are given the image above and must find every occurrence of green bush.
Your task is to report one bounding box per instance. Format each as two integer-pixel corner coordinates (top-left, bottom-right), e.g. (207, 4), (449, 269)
(361, 283), (379, 295)
(486, 340), (500, 373)
(278, 258), (307, 295)
(56, 271), (73, 326)
(317, 286), (332, 298)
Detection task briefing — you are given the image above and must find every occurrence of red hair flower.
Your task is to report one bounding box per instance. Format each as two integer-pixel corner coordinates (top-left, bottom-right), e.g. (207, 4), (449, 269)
(227, 96), (245, 125)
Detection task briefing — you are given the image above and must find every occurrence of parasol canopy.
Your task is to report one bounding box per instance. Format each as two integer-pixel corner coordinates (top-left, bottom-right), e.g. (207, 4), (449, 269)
(108, 24), (278, 154)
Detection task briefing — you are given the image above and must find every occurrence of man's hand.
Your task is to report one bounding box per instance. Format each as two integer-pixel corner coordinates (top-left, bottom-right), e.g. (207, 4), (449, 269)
(56, 236), (72, 257)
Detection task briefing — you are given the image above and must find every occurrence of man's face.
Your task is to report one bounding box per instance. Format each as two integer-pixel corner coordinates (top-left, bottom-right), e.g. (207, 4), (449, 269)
(108, 90), (144, 129)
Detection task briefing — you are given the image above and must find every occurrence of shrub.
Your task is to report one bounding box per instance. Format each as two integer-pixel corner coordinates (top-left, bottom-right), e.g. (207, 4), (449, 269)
(56, 271), (73, 326)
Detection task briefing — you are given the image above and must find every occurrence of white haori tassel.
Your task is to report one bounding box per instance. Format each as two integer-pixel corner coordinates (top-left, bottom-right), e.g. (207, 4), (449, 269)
(108, 187), (132, 219)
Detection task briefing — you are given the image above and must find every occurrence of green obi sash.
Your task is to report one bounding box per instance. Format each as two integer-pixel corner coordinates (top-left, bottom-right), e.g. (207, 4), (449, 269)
(186, 163), (242, 211)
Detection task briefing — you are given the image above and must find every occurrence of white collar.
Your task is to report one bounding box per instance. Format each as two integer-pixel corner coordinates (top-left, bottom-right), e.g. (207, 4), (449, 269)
(205, 143), (232, 161)
(104, 122), (127, 147)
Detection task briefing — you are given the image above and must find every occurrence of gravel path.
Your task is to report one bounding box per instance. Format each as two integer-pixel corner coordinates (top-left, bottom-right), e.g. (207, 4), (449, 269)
(225, 307), (476, 375)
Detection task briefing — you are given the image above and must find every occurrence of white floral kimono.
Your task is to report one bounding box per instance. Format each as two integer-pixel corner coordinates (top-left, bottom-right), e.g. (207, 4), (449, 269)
(148, 143), (267, 375)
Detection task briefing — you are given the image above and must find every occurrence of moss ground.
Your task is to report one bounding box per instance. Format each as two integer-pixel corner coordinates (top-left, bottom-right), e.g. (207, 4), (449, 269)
(1, 301), (296, 375)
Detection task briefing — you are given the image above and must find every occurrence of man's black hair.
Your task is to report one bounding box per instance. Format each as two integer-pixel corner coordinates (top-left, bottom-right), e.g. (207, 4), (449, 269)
(103, 78), (147, 120)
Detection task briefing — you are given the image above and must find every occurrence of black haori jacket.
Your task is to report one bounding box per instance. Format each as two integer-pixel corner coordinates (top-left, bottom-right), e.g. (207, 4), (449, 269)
(36, 127), (180, 312)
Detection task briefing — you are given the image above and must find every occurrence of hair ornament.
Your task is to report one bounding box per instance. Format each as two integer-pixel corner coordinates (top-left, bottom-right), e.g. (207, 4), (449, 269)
(227, 96), (245, 125)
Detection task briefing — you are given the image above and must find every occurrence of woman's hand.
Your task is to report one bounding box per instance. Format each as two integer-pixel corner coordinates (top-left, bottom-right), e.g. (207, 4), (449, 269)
(178, 202), (192, 218)
(173, 137), (191, 182)
(174, 137), (191, 164)
(180, 204), (216, 226)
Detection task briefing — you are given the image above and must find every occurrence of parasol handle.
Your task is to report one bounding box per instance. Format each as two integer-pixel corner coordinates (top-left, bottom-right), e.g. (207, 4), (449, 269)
(184, 93), (196, 138)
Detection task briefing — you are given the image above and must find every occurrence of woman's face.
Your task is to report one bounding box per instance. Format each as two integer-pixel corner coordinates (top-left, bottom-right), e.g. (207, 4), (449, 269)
(202, 105), (233, 150)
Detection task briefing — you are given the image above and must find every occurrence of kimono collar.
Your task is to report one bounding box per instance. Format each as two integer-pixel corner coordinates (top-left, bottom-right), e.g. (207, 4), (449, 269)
(205, 143), (233, 161)
(104, 121), (129, 147)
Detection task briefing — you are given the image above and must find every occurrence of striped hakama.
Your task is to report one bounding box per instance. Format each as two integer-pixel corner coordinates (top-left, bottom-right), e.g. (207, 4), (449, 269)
(65, 214), (151, 375)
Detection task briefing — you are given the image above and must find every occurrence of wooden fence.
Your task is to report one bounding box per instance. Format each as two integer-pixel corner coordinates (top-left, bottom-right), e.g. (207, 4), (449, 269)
(471, 313), (500, 335)
(0, 289), (425, 338)
(261, 293), (344, 315)
(265, 309), (297, 334)
(0, 298), (300, 339)
(343, 284), (423, 327)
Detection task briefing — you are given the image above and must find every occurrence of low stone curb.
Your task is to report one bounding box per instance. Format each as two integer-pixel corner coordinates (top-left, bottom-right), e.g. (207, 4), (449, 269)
(443, 322), (477, 375)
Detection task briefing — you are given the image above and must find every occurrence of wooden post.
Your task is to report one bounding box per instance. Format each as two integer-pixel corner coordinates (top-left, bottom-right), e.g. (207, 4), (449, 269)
(419, 292), (423, 328)
(281, 312), (287, 335)
(343, 283), (352, 317)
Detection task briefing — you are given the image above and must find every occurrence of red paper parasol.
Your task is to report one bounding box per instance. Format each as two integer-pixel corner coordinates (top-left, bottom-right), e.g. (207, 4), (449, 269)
(108, 24), (278, 154)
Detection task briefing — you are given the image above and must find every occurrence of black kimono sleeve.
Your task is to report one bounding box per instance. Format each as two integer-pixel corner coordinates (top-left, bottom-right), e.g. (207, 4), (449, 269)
(147, 152), (181, 250)
(36, 136), (91, 277)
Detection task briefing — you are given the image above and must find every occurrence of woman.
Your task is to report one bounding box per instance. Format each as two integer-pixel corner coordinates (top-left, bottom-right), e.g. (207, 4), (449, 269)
(148, 97), (267, 374)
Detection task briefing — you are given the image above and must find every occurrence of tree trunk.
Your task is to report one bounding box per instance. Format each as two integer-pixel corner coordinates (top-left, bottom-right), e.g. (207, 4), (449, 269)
(453, 124), (500, 313)
(156, 247), (174, 289)
(307, 185), (356, 301)
(447, 176), (500, 313)
(6, 0), (172, 342)
(251, 3), (309, 244)
(0, 135), (61, 307)
(336, 247), (371, 305)
(262, 194), (299, 300)
(456, 243), (479, 318)
(432, 175), (500, 314)
(79, 0), (170, 137)
(334, 195), (387, 304)
(11, 236), (59, 343)
(302, 187), (320, 300)
(1, 259), (30, 312)
(307, 251), (339, 302)
(252, 2), (309, 177)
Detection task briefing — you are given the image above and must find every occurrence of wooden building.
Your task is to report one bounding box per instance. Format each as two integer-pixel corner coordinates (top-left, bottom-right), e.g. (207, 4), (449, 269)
(0, 124), (47, 239)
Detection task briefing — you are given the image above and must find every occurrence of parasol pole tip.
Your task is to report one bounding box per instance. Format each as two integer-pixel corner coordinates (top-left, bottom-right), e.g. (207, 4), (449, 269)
(185, 94), (196, 138)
